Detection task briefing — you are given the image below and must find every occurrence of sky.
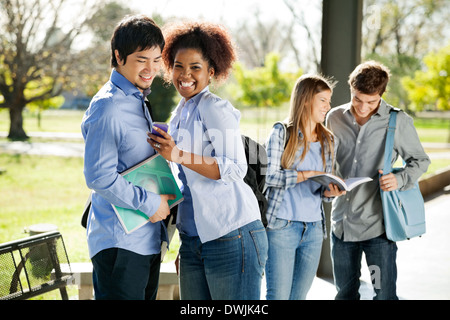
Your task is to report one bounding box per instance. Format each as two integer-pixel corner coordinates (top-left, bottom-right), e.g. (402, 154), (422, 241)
(126, 0), (301, 27)
(124, 0), (323, 72)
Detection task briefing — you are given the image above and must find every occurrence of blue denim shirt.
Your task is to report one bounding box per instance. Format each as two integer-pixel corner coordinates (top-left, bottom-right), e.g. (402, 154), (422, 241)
(81, 70), (163, 258)
(169, 87), (260, 243)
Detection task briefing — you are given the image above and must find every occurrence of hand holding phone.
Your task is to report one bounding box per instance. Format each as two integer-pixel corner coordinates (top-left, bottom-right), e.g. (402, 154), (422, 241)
(151, 122), (168, 138)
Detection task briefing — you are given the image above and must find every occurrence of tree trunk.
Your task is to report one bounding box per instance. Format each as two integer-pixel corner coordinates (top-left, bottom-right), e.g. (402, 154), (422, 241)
(8, 103), (29, 140)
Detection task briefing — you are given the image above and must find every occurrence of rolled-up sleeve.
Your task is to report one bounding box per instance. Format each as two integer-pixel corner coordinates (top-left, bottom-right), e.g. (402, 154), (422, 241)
(393, 113), (431, 190)
(199, 97), (247, 183)
(265, 124), (298, 189)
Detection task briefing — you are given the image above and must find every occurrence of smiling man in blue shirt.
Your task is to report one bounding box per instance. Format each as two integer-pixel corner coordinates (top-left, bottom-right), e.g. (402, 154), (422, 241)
(81, 15), (174, 300)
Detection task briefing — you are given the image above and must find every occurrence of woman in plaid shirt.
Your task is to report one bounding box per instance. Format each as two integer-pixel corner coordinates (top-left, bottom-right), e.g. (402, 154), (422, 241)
(264, 74), (345, 300)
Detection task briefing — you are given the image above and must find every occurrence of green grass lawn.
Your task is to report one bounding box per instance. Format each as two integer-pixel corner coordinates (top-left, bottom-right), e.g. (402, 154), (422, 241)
(0, 109), (86, 133)
(0, 154), (90, 261)
(0, 152), (181, 299)
(0, 154), (89, 300)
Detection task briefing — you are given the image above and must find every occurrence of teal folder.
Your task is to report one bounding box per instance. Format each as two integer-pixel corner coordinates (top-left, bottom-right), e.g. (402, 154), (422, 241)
(112, 154), (183, 234)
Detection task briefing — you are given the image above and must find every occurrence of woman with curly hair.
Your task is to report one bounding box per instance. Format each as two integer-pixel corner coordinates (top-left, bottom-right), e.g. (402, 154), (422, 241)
(147, 21), (268, 300)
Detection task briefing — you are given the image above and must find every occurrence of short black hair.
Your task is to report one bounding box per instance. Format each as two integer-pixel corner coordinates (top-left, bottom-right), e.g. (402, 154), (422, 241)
(111, 15), (164, 68)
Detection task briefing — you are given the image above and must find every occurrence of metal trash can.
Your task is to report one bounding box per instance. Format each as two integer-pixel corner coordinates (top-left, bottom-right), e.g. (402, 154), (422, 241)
(28, 223), (58, 236)
(27, 224), (58, 278)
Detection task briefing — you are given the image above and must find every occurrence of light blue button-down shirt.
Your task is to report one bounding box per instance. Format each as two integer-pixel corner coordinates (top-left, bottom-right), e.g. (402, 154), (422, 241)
(277, 141), (324, 222)
(169, 87), (260, 243)
(81, 69), (163, 258)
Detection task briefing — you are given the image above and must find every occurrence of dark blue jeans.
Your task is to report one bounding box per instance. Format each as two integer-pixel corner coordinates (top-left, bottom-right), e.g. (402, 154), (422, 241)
(91, 248), (161, 300)
(331, 232), (398, 300)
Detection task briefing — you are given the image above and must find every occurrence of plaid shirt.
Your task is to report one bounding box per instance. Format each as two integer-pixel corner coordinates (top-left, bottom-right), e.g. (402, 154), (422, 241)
(264, 123), (334, 234)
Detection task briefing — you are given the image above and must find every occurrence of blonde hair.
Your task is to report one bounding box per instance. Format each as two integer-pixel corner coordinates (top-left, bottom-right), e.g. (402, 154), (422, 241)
(281, 74), (336, 170)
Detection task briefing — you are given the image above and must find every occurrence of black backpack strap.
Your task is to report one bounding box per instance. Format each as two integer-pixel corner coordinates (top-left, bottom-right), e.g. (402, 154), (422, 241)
(241, 135), (269, 226)
(273, 121), (290, 149)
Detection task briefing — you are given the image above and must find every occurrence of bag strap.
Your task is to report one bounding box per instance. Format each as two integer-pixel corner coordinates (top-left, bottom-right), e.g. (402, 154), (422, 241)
(274, 121), (289, 149)
(383, 110), (398, 174)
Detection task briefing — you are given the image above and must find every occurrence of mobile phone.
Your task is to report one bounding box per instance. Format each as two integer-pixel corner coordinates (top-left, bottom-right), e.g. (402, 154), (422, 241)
(151, 122), (168, 138)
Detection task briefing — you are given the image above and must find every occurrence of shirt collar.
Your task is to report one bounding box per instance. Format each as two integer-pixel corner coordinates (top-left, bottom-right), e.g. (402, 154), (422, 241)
(376, 99), (390, 116)
(180, 86), (209, 107)
(342, 102), (352, 114)
(110, 69), (144, 97)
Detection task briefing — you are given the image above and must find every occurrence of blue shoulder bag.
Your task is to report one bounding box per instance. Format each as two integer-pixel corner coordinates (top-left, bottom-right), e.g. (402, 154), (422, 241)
(380, 110), (426, 241)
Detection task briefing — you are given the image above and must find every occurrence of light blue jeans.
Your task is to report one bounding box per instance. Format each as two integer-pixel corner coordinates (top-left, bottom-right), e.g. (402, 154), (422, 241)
(179, 220), (268, 300)
(265, 219), (323, 300)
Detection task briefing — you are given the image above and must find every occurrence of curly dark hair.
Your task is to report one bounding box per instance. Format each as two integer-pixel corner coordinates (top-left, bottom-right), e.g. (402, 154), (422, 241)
(348, 60), (390, 96)
(162, 21), (237, 84)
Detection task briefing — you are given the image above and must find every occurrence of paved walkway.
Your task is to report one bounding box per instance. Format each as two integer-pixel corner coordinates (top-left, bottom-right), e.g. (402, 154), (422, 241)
(0, 141), (85, 157)
(1, 132), (450, 160)
(0, 132), (84, 157)
(302, 191), (450, 300)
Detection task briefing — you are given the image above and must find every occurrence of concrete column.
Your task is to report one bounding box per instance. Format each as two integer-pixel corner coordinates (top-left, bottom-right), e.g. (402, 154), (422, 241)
(320, 0), (363, 106)
(317, 0), (363, 280)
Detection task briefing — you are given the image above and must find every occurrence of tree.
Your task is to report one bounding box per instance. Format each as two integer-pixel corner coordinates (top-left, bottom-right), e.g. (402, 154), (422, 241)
(25, 77), (65, 129)
(362, 0), (449, 58)
(0, 0), (103, 140)
(229, 52), (302, 110)
(402, 44), (450, 111)
(283, 0), (322, 72)
(148, 75), (178, 122)
(361, 0), (450, 111)
(232, 10), (297, 69)
(365, 52), (422, 112)
(71, 1), (133, 98)
(232, 1), (322, 73)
